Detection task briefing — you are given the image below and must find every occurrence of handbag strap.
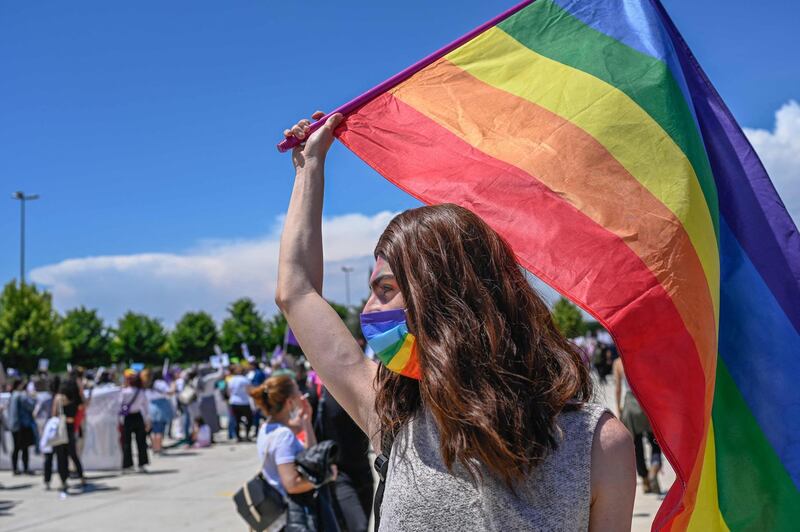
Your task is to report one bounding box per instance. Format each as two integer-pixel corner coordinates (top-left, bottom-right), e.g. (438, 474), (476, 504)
(127, 388), (141, 408)
(121, 388), (141, 414)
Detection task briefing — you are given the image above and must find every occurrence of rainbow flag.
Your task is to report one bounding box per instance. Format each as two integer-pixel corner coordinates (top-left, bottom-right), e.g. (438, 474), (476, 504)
(279, 0), (800, 529)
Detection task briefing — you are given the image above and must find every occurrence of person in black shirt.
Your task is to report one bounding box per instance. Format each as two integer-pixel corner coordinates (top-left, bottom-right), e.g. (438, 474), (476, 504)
(313, 385), (374, 532)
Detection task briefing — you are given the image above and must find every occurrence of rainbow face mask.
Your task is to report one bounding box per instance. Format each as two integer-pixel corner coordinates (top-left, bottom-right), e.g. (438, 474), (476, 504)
(360, 309), (421, 380)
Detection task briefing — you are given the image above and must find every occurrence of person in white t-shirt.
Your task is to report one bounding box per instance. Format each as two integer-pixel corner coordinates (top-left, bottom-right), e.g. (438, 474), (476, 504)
(226, 365), (252, 442)
(119, 370), (151, 473)
(147, 373), (175, 454)
(250, 374), (318, 497)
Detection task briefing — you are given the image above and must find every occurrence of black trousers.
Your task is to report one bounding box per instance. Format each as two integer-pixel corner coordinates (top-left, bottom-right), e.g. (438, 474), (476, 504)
(230, 404), (252, 441)
(633, 431), (662, 478)
(122, 413), (149, 468)
(331, 469), (374, 532)
(54, 423), (83, 481)
(43, 452), (57, 484)
(11, 428), (33, 472)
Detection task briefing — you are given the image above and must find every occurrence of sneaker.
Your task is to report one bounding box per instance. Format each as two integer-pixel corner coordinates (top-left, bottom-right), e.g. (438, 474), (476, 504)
(137, 465), (149, 474)
(59, 490), (68, 500)
(121, 467), (134, 475)
(44, 482), (51, 491)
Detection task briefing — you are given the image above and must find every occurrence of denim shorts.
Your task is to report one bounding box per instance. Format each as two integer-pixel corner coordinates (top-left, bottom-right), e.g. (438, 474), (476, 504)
(150, 421), (167, 435)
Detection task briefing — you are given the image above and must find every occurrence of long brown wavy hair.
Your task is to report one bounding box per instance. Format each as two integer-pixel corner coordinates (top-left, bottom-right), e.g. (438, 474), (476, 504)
(374, 204), (592, 488)
(250, 374), (296, 417)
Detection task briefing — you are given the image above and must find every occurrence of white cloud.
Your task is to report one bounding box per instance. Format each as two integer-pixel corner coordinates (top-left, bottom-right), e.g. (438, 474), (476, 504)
(744, 100), (800, 224)
(31, 211), (397, 326)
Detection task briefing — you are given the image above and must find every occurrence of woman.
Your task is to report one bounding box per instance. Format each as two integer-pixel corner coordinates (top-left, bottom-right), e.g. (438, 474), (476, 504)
(251, 374), (316, 497)
(8, 378), (35, 475)
(55, 375), (87, 493)
(252, 374), (337, 531)
(119, 370), (151, 472)
(226, 364), (253, 442)
(37, 375), (61, 491)
(147, 369), (175, 455)
(614, 357), (662, 494)
(277, 113), (635, 530)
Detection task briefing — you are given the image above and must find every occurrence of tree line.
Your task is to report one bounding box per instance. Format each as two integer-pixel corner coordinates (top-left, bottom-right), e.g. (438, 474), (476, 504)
(0, 281), (357, 375)
(0, 280), (590, 375)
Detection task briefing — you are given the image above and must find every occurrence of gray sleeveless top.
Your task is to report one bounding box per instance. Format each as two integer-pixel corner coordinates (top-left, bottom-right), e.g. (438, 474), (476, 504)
(379, 403), (608, 532)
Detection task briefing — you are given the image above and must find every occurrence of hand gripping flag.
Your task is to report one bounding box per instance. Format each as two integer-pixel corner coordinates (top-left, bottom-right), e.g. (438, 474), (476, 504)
(278, 1), (800, 529)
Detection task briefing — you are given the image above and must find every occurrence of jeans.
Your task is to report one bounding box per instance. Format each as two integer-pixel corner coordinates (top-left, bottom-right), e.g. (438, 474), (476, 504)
(182, 408), (192, 444)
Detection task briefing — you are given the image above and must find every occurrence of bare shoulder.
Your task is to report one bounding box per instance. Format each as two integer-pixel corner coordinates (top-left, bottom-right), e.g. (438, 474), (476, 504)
(591, 412), (634, 487)
(589, 412), (635, 531)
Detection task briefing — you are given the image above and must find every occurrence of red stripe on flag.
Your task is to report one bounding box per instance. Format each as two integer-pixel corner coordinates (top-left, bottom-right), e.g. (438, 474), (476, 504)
(338, 92), (708, 520)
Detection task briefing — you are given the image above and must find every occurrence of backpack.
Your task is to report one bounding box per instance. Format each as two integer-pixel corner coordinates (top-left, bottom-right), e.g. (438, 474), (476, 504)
(372, 431), (395, 531)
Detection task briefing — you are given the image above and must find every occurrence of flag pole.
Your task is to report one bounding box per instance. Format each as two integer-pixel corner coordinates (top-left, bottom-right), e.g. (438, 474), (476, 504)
(276, 0), (536, 153)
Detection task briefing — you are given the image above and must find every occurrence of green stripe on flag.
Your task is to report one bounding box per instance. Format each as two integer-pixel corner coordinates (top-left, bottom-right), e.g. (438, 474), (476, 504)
(713, 360), (800, 530)
(499, 0), (720, 240)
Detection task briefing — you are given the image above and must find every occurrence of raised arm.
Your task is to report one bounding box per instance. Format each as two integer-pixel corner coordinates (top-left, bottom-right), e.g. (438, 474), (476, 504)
(275, 112), (379, 440)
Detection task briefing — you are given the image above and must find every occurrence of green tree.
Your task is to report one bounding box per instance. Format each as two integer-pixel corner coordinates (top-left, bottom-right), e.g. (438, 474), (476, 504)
(263, 301), (360, 359)
(169, 311), (218, 363)
(264, 312), (288, 354)
(551, 297), (585, 338)
(0, 281), (63, 374)
(61, 306), (111, 368)
(220, 298), (269, 359)
(111, 311), (168, 365)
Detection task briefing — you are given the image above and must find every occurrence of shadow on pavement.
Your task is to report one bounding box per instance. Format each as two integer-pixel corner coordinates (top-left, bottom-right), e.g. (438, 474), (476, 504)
(72, 483), (120, 495)
(84, 473), (120, 481)
(142, 469), (179, 476)
(160, 451), (198, 458)
(0, 500), (19, 516)
(0, 483), (33, 491)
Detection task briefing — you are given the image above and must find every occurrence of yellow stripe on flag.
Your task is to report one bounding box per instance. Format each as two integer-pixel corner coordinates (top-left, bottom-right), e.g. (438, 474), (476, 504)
(442, 27), (720, 317)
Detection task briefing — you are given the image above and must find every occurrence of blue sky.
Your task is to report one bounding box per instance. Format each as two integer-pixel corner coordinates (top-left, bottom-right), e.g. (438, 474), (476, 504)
(1, 0), (798, 324)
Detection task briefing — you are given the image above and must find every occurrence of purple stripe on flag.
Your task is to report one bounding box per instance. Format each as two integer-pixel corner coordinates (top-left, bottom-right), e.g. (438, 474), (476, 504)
(652, 0), (800, 333)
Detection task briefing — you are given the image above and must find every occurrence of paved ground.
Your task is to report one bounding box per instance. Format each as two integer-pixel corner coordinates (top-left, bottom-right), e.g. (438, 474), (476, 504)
(0, 439), (255, 531)
(1, 381), (673, 531)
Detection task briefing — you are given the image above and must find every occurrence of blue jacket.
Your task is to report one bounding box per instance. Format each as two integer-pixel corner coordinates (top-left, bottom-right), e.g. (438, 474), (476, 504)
(8, 391), (36, 432)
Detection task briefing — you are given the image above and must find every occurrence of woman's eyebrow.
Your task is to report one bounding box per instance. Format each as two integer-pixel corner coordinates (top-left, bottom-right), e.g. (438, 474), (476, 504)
(369, 274), (395, 290)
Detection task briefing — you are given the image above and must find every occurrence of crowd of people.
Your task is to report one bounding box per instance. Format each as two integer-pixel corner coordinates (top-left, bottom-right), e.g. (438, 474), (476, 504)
(0, 115), (670, 531)
(0, 349), (377, 530)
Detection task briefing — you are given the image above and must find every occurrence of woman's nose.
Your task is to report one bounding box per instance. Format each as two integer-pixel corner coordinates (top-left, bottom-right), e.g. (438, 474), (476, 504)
(363, 294), (382, 314)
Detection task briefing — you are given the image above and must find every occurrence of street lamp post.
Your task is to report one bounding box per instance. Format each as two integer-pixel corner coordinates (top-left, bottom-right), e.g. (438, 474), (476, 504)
(12, 191), (40, 286)
(341, 266), (355, 307)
